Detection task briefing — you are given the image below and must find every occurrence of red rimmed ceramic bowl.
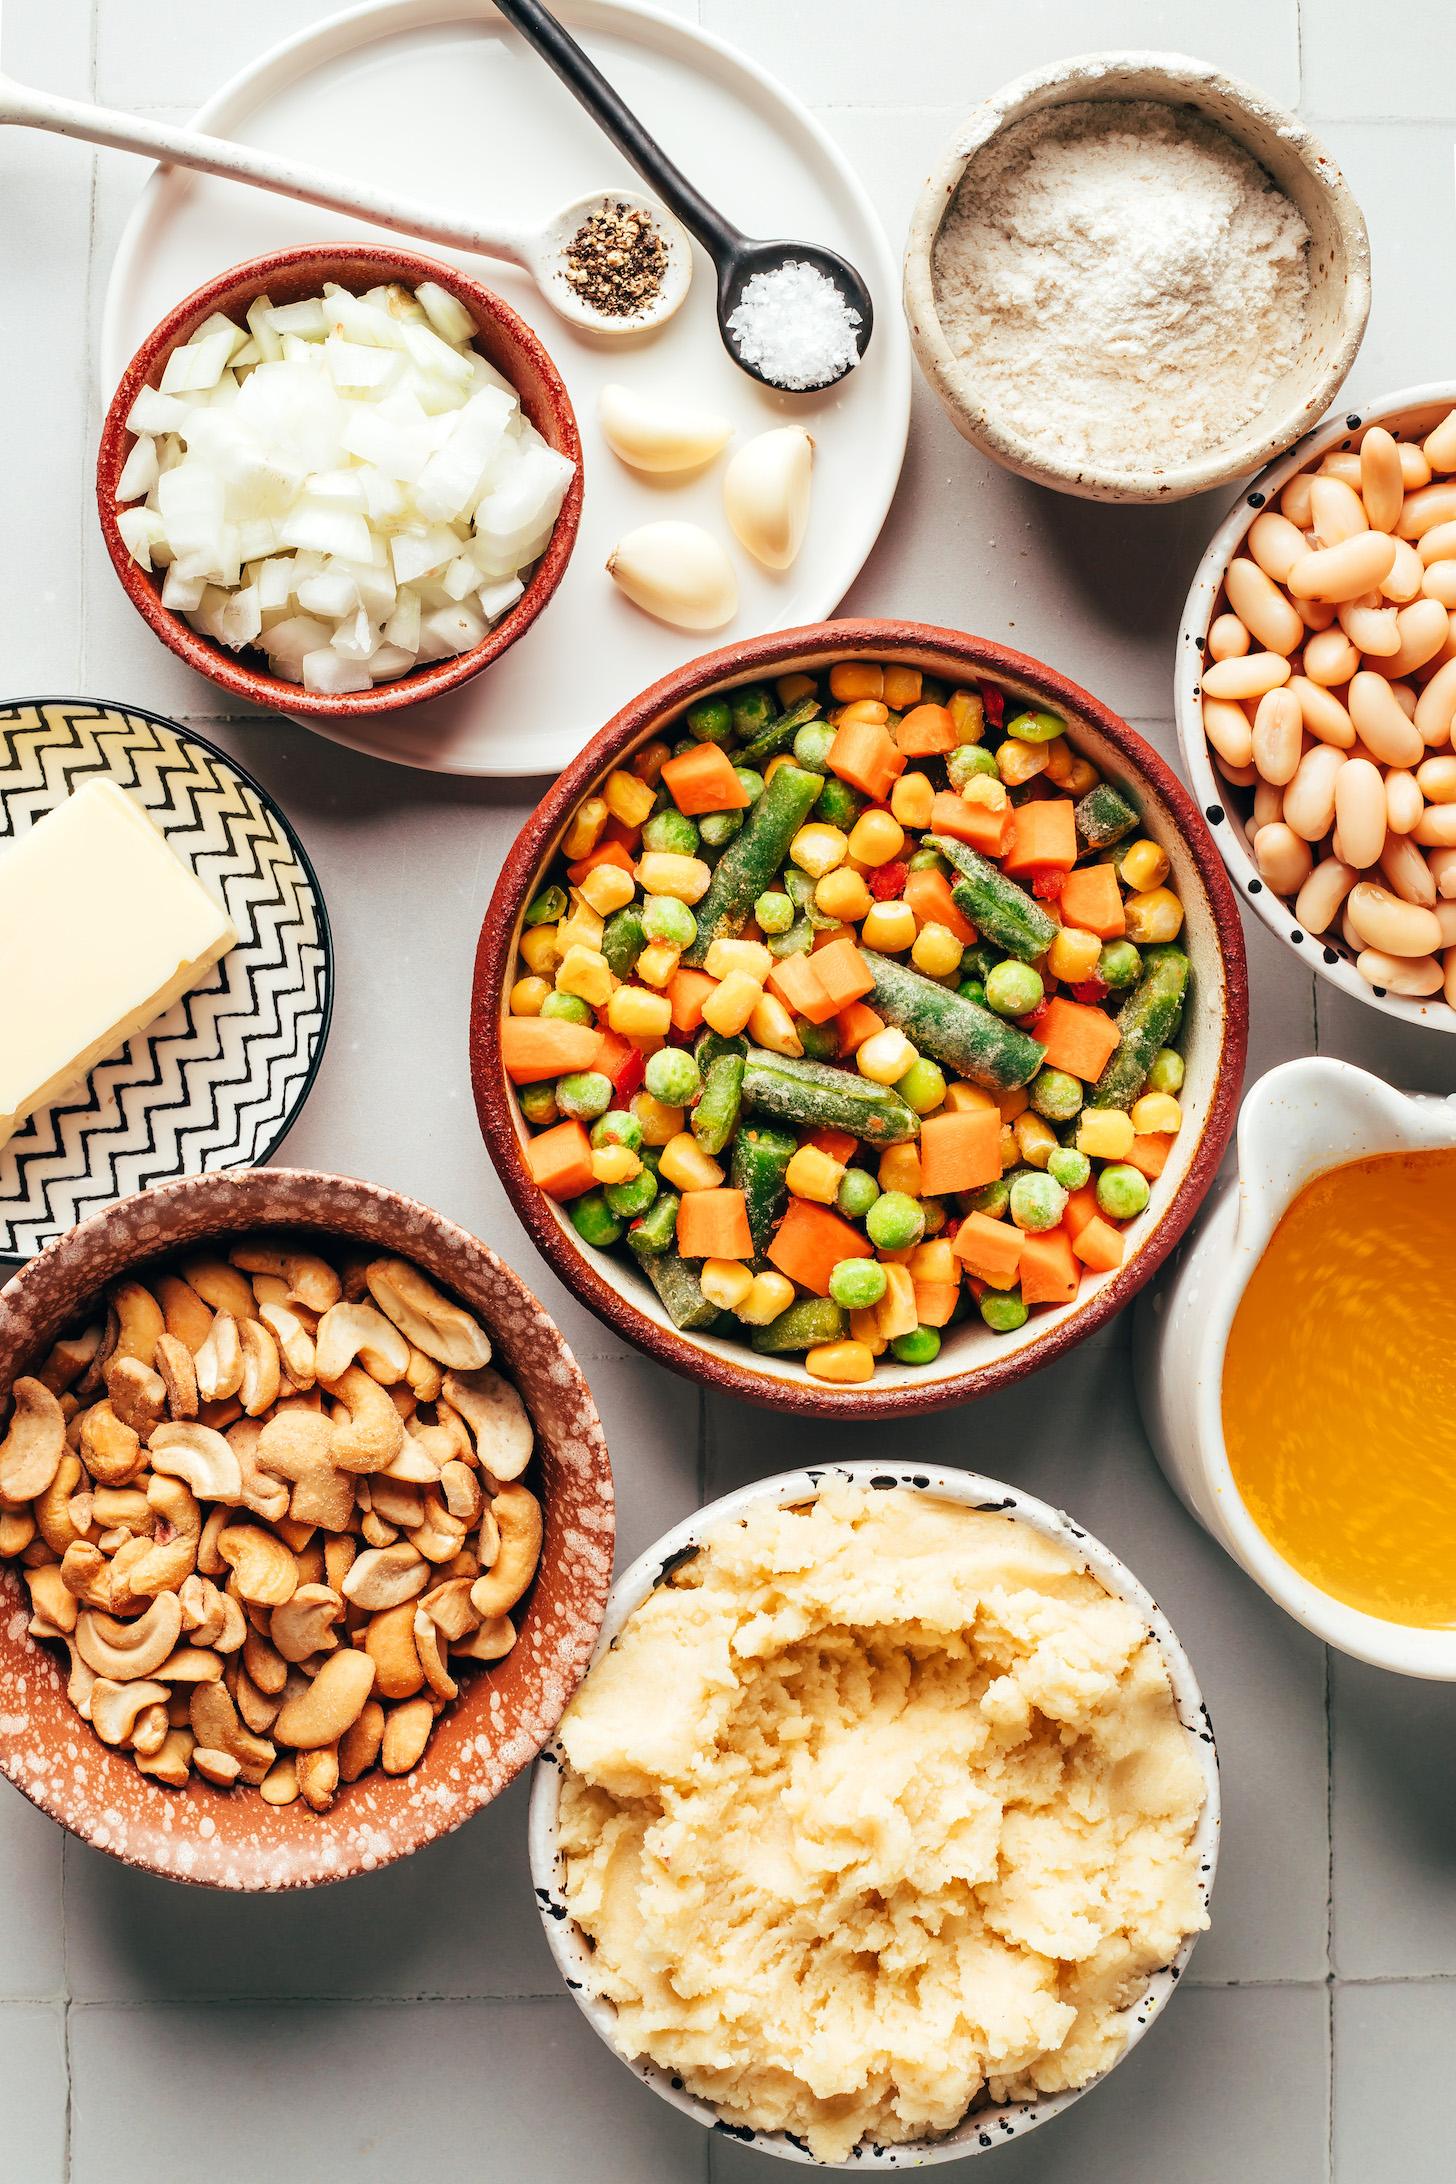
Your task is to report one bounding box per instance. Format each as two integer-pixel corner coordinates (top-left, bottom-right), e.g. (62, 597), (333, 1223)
(470, 620), (1248, 1419)
(96, 243), (583, 718)
(0, 1167), (613, 1890)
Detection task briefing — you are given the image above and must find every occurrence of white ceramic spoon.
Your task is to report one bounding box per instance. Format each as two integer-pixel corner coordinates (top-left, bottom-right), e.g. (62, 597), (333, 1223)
(0, 68), (693, 335)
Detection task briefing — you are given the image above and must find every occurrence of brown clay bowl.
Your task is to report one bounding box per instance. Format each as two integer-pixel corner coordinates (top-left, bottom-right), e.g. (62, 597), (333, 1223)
(0, 1168), (613, 1889)
(96, 243), (583, 718)
(470, 619), (1249, 1420)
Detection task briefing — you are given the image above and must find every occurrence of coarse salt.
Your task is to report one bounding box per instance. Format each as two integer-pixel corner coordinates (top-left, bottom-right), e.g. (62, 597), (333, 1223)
(727, 261), (862, 391)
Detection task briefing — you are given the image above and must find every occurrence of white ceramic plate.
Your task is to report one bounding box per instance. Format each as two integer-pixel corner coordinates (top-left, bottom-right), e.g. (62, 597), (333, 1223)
(101, 0), (911, 777)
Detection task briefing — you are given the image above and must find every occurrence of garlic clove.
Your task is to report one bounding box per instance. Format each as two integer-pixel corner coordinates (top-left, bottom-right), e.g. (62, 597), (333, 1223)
(597, 383), (733, 474)
(723, 426), (813, 570)
(606, 522), (738, 631)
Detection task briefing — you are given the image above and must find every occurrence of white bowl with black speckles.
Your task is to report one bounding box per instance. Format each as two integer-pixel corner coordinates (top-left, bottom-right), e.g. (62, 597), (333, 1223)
(527, 1459), (1220, 2166)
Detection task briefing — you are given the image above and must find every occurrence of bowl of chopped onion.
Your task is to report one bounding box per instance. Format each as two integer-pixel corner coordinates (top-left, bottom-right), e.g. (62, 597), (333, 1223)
(97, 244), (583, 714)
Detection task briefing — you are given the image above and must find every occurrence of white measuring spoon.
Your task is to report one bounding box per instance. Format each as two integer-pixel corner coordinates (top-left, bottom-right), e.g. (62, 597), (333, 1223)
(0, 69), (693, 336)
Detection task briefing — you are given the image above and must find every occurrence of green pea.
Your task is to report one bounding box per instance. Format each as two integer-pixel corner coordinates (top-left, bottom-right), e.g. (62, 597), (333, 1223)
(1047, 1146), (1090, 1192)
(1029, 1067), (1083, 1123)
(985, 960), (1044, 1017)
(641, 808), (700, 857)
(569, 1191), (623, 1248)
(644, 1049), (700, 1106)
(1147, 1047), (1185, 1095)
(836, 1167), (881, 1220)
(755, 889), (795, 935)
(920, 1199), (947, 1236)
(699, 808), (744, 849)
(947, 744), (999, 790)
(866, 1191), (924, 1251)
(979, 1288), (1028, 1334)
(524, 883), (567, 927)
(730, 685), (774, 740)
(960, 943), (998, 984)
(816, 777), (863, 828)
(540, 991), (592, 1025)
(686, 696), (733, 746)
(891, 1326), (941, 1366)
(795, 1017), (839, 1062)
(1009, 1170), (1068, 1233)
(828, 1258), (888, 1310)
(965, 1176), (1010, 1218)
(1098, 939), (1143, 991)
(792, 722), (836, 773)
(734, 767), (765, 805)
(642, 895), (697, 950)
(1096, 1163), (1151, 1220)
(908, 845), (950, 873)
(958, 979), (987, 1008)
(556, 1071), (612, 1121)
(518, 1082), (559, 1128)
(1004, 708), (1066, 744)
(604, 1168), (657, 1219)
(896, 1057), (948, 1116)
(591, 1110), (642, 1152)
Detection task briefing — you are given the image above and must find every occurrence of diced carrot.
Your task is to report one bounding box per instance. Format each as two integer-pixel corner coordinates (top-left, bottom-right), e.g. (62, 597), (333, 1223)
(666, 967), (718, 1036)
(894, 703), (958, 756)
(808, 1127), (857, 1165)
(566, 838), (635, 886)
(837, 1000), (884, 1054)
(523, 1119), (595, 1200)
(903, 866), (977, 945)
(950, 1211), (1024, 1289)
(501, 1018), (604, 1084)
(676, 1188), (754, 1261)
(594, 1027), (633, 1082)
(913, 1281), (960, 1327)
(929, 790), (1014, 857)
(1072, 1215), (1125, 1273)
(827, 718), (905, 803)
(1037, 997), (1122, 1083)
(765, 953), (839, 1025)
(1128, 1132), (1173, 1180)
(1002, 800), (1078, 877)
(1057, 863), (1126, 939)
(1063, 1183), (1100, 1241)
(767, 1199), (868, 1297)
(811, 935), (875, 1010)
(659, 743), (752, 817)
(918, 1109), (1003, 1197)
(1019, 1227), (1081, 1306)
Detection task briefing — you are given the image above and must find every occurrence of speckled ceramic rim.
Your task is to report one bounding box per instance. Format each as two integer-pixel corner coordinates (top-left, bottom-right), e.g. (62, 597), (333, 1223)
(469, 619), (1249, 1420)
(902, 51), (1371, 505)
(96, 242), (584, 717)
(528, 1459), (1221, 2167)
(1176, 382), (1456, 1037)
(0, 1166), (614, 1890)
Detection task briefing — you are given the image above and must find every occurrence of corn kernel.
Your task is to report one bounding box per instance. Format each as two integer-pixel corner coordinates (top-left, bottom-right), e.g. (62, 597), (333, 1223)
(631, 1091), (683, 1146)
(814, 868), (873, 922)
(829, 662), (884, 702)
(603, 768), (656, 828)
(999, 1123), (1018, 1168)
(700, 1258), (755, 1312)
(702, 972), (764, 1038)
(849, 1307), (888, 1356)
(590, 1144), (642, 1187)
(883, 665), (923, 711)
(735, 1269), (795, 1325)
(789, 823), (849, 878)
(748, 992), (804, 1056)
(607, 984), (673, 1038)
(890, 771), (935, 829)
(777, 672), (817, 707)
(785, 1144), (846, 1204)
(658, 1133), (725, 1192)
(510, 976), (550, 1016)
(996, 1086), (1029, 1121)
(704, 937), (773, 981)
(944, 1082), (998, 1114)
(947, 689), (985, 744)
(861, 900), (916, 952)
(629, 738), (670, 785)
(1014, 1111), (1058, 1168)
(1131, 1092), (1183, 1135)
(561, 796), (609, 860)
(556, 899), (605, 956)
(805, 1339), (875, 1384)
(1121, 839), (1171, 892)
(838, 698), (890, 728)
(911, 921), (963, 977)
(1123, 886), (1184, 943)
(878, 1142), (922, 1196)
(847, 810), (905, 867)
(1044, 739), (1091, 789)
(875, 1262), (919, 1340)
(764, 754), (795, 783)
(636, 850), (712, 904)
(555, 945), (613, 1009)
(635, 941), (681, 988)
(1047, 926), (1103, 984)
(1077, 1107), (1137, 1160)
(579, 862), (637, 916)
(997, 740), (1050, 786)
(518, 924), (561, 976)
(857, 1026), (917, 1083)
(961, 773), (1008, 812)
(1061, 755), (1100, 796)
(908, 1238), (956, 1284)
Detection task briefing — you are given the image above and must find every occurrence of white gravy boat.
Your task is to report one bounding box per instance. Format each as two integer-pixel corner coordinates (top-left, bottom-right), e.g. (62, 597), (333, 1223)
(1134, 1056), (1456, 1679)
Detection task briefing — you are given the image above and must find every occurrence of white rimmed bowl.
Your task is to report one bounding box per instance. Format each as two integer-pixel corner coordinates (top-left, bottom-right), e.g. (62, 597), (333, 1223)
(528, 1459), (1221, 2165)
(1176, 383), (1456, 1036)
(903, 51), (1370, 504)
(1136, 1055), (1456, 1678)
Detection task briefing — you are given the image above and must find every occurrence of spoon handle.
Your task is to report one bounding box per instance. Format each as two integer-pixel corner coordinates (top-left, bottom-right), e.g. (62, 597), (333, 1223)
(491, 0), (744, 265)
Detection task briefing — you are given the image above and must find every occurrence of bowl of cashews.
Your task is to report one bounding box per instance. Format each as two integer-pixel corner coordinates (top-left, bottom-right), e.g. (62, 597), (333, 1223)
(1177, 382), (1456, 1032)
(0, 1165), (613, 1889)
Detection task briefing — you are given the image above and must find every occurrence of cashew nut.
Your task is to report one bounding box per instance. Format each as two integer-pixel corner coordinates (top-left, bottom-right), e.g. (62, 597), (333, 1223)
(366, 1479), (425, 1531)
(442, 1369), (533, 1484)
(193, 1747), (242, 1786)
(237, 1319), (281, 1417)
(362, 1600), (425, 1699)
(152, 1332), (199, 1421)
(230, 1241), (341, 1315)
(408, 1493), (469, 1566)
(420, 1576), (482, 1644)
(77, 1401), (145, 1488)
(217, 1524), (298, 1608)
(34, 1452), (87, 1556)
(328, 1366), (405, 1476)
(383, 1434), (445, 1485)
(243, 1625), (288, 1696)
(179, 1256), (257, 1324)
(0, 1510), (35, 1556)
(198, 1505), (230, 1578)
(366, 1259), (492, 1371)
(149, 1422), (243, 1503)
(257, 1298), (316, 1390)
(342, 1543), (429, 1613)
(273, 1647), (376, 1749)
(255, 1410), (350, 1533)
(75, 1592), (184, 1681)
(270, 1584), (342, 1664)
(123, 1476), (200, 1598)
(314, 1301), (411, 1388)
(226, 1419), (290, 1526)
(91, 1486), (152, 1535)
(412, 1606), (456, 1701)
(26, 1563), (78, 1634)
(104, 1356), (167, 1438)
(381, 1695), (434, 1774)
(469, 1486), (542, 1619)
(339, 1699), (385, 1783)
(0, 1378), (66, 1501)
(189, 1681), (275, 1784)
(359, 1510), (398, 1550)
(323, 1535), (356, 1594)
(454, 1614), (516, 1663)
(439, 1462), (484, 1526)
(236, 1665), (283, 1735)
(90, 1677), (171, 1747)
(37, 1325), (103, 1396)
(156, 1645), (224, 1684)
(61, 1543), (117, 1612)
(108, 1280), (164, 1369)
(194, 1312), (244, 1403)
(260, 1754), (299, 1806)
(295, 1744), (339, 1813)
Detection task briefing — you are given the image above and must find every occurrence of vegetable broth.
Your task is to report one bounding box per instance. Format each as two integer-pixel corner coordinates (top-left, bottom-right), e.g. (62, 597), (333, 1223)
(1222, 1148), (1456, 1628)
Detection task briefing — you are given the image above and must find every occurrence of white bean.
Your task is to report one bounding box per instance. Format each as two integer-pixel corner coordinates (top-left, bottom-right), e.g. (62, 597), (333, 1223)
(1417, 754), (1456, 803)
(1414, 804), (1456, 848)
(1417, 519), (1456, 567)
(1360, 426), (1405, 533)
(1421, 408), (1456, 474)
(1253, 822), (1313, 895)
(1347, 882), (1442, 956)
(1203, 695), (1255, 768)
(1294, 857), (1356, 936)
(1398, 482), (1456, 540)
(1399, 442), (1433, 490)
(1414, 656), (1456, 747)
(1289, 677), (1356, 748)
(1207, 612), (1251, 661)
(1435, 899), (1456, 949)
(1253, 778), (1285, 829)
(1336, 595), (1400, 656)
(1429, 846), (1456, 899)
(1380, 537), (1425, 603)
(1248, 509), (1309, 584)
(1284, 745), (1347, 841)
(1309, 475), (1368, 545)
(1385, 770), (1425, 834)
(1214, 755), (1259, 789)
(1385, 599), (1450, 677)
(1250, 687), (1303, 785)
(1201, 652), (1291, 702)
(1280, 473), (1315, 527)
(1225, 558), (1303, 654)
(1296, 594), (1339, 632)
(1348, 673), (1425, 767)
(1302, 628), (1360, 687)
(1288, 531), (1396, 603)
(1356, 946), (1444, 995)
(1319, 450), (1362, 488)
(1333, 758), (1388, 869)
(1379, 834), (1438, 907)
(1421, 560), (1456, 608)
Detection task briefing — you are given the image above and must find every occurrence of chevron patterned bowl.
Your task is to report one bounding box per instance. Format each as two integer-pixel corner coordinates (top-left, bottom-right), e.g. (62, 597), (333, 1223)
(0, 699), (333, 1263)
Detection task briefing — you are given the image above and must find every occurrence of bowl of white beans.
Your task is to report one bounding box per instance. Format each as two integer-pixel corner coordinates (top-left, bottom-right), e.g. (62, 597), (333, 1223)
(1176, 385), (1456, 1031)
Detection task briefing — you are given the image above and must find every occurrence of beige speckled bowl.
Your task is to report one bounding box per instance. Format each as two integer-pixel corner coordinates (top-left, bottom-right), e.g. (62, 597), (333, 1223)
(0, 1168), (614, 1890)
(903, 52), (1371, 504)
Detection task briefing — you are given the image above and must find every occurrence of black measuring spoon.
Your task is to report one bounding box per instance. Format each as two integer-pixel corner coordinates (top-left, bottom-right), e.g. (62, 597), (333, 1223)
(493, 0), (873, 390)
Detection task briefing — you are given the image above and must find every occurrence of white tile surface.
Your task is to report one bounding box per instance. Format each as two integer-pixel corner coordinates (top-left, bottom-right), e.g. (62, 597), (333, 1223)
(0, 2004), (69, 2184)
(1332, 1982), (1456, 2184)
(0, 1785), (66, 1999)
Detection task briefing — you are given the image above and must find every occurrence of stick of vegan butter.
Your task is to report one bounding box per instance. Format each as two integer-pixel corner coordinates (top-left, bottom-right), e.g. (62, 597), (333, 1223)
(0, 778), (238, 1150)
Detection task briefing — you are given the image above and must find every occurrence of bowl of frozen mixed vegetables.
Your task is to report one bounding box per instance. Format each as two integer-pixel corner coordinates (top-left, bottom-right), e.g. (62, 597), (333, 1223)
(471, 622), (1248, 1415)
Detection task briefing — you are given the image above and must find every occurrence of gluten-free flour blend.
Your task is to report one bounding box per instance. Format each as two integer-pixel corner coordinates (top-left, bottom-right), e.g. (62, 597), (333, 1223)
(931, 100), (1311, 476)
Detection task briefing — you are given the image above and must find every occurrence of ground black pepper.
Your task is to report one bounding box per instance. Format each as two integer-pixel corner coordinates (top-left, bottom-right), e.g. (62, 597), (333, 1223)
(562, 201), (668, 318)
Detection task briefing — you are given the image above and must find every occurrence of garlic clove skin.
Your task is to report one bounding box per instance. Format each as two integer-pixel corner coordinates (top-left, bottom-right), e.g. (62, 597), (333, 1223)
(723, 426), (813, 570)
(606, 522), (738, 631)
(597, 383), (733, 474)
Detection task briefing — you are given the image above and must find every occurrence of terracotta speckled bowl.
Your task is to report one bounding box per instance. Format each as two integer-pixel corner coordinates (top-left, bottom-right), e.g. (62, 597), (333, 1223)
(96, 243), (583, 718)
(470, 620), (1248, 1419)
(0, 1168), (613, 1890)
